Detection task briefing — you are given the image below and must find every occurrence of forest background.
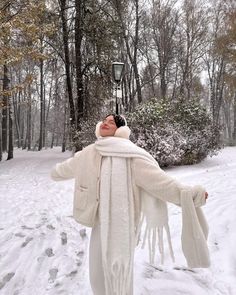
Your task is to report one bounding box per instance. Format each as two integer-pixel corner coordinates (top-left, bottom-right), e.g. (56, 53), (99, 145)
(0, 0), (236, 166)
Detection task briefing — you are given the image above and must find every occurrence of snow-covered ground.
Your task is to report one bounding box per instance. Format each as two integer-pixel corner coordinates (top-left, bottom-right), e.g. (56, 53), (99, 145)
(0, 146), (235, 295)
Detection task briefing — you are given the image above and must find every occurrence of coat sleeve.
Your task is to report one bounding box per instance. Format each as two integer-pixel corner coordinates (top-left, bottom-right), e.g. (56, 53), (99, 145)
(50, 151), (81, 181)
(132, 157), (206, 207)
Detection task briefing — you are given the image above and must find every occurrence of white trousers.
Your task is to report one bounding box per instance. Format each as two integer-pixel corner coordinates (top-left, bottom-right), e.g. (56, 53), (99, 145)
(89, 220), (106, 295)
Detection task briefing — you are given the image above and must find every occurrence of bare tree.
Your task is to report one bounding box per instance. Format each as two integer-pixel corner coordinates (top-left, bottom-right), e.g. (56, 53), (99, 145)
(58, 0), (76, 129)
(150, 0), (179, 99)
(204, 1), (227, 127)
(177, 0), (208, 100)
(112, 0), (143, 106)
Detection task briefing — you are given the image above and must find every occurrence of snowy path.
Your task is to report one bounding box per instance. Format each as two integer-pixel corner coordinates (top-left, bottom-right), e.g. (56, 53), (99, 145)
(0, 147), (236, 295)
(0, 149), (90, 295)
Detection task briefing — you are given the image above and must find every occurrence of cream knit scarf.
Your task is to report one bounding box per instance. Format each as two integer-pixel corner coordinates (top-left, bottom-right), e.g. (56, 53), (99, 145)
(99, 156), (135, 295)
(96, 137), (174, 295)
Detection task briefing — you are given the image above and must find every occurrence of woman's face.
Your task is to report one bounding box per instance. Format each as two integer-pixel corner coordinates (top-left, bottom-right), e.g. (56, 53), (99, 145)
(100, 115), (118, 137)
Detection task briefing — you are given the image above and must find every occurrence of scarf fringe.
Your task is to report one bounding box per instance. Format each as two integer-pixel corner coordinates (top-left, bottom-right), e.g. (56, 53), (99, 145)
(140, 218), (175, 265)
(103, 259), (132, 295)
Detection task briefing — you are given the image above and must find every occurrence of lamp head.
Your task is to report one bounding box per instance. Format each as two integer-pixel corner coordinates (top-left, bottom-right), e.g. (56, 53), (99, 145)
(112, 62), (125, 84)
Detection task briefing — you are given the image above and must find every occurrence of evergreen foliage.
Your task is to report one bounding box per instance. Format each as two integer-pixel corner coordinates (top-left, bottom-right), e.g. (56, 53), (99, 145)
(127, 99), (221, 167)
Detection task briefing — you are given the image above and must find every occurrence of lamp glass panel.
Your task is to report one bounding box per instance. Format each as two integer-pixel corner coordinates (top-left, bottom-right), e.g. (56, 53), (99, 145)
(113, 64), (124, 82)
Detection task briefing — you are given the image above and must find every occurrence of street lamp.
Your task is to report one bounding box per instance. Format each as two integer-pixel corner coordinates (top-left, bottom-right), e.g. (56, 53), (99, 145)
(112, 62), (124, 114)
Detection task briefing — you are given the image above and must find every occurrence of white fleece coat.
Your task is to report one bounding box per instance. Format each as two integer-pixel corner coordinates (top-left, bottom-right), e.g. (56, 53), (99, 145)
(51, 137), (210, 268)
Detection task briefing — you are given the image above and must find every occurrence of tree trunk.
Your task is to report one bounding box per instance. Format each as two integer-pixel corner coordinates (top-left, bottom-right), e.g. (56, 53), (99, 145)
(2, 65), (9, 152)
(0, 110), (2, 161)
(62, 99), (67, 152)
(232, 92), (236, 143)
(59, 0), (76, 129)
(2, 64), (13, 160)
(12, 92), (21, 148)
(7, 101), (13, 160)
(38, 58), (44, 151)
(222, 98), (232, 142)
(27, 85), (32, 150)
(21, 105), (25, 149)
(206, 56), (226, 128)
(75, 0), (84, 125)
(43, 84), (46, 147)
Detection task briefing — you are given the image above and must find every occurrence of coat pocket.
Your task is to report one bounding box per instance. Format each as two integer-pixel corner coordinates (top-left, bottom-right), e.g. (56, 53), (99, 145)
(75, 186), (88, 210)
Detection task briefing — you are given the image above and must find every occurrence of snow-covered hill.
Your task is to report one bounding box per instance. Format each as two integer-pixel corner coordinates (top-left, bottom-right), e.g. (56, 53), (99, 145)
(0, 147), (235, 295)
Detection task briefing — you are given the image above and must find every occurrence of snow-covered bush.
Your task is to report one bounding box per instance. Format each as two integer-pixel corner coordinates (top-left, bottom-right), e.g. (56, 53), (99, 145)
(131, 123), (186, 167)
(127, 99), (221, 167)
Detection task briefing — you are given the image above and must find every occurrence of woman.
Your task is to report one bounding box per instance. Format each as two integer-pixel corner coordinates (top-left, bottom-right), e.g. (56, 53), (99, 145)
(51, 114), (209, 295)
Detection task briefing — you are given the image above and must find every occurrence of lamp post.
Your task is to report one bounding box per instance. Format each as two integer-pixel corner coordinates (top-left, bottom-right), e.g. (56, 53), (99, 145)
(112, 62), (124, 115)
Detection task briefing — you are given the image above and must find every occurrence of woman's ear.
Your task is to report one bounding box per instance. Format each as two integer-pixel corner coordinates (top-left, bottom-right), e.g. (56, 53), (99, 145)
(95, 121), (103, 138)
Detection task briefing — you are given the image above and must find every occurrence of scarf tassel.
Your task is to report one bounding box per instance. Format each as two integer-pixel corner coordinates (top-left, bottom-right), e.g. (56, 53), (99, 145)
(103, 260), (132, 295)
(141, 223), (175, 266)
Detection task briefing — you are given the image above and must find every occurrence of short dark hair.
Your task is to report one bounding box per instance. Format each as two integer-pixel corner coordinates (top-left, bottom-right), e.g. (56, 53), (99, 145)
(106, 114), (126, 128)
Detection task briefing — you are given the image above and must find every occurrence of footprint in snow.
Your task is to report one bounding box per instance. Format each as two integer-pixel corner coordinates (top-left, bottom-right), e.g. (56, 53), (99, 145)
(48, 268), (58, 283)
(60, 232), (67, 245)
(79, 228), (87, 239)
(21, 236), (33, 247)
(76, 250), (84, 266)
(41, 217), (48, 223)
(21, 225), (34, 230)
(47, 224), (56, 230)
(0, 272), (15, 290)
(66, 270), (78, 278)
(45, 248), (55, 257)
(77, 250), (84, 258)
(15, 232), (25, 238)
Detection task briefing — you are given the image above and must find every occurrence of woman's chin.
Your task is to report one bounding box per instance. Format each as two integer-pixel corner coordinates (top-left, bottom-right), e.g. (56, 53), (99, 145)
(100, 131), (114, 137)
(100, 131), (110, 137)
